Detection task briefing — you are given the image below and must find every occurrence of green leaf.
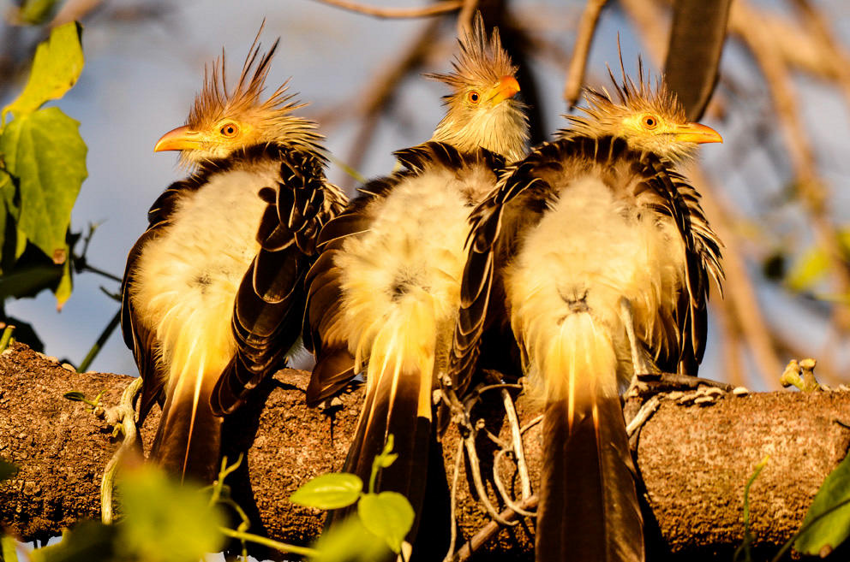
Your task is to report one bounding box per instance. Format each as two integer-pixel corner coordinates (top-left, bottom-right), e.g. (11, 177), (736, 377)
(14, 0), (61, 26)
(62, 391), (86, 402)
(118, 466), (225, 562)
(786, 248), (830, 292)
(1, 107), (87, 262)
(2, 536), (20, 562)
(0, 255), (63, 300)
(795, 452), (850, 556)
(4, 22), (84, 118)
(311, 514), (387, 562)
(357, 491), (414, 554)
(290, 473), (363, 510)
(0, 458), (18, 481)
(30, 521), (119, 562)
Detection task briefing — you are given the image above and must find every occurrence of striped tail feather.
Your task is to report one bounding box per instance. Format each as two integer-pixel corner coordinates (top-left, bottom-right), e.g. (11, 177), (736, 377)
(151, 366), (222, 484)
(534, 315), (644, 562)
(325, 305), (436, 557)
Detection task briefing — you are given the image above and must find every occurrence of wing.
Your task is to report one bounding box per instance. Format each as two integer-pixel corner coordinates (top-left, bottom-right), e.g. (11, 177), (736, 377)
(121, 181), (200, 422)
(303, 176), (398, 407)
(211, 148), (346, 415)
(448, 141), (562, 404)
(640, 155), (724, 374)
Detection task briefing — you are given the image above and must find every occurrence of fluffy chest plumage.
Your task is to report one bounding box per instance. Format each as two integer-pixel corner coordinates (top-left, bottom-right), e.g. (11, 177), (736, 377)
(507, 175), (686, 339)
(340, 169), (474, 313)
(131, 168), (274, 365)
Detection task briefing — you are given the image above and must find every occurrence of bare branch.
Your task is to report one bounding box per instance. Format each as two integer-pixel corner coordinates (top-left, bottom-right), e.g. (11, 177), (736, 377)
(563, 0), (609, 107)
(456, 0), (478, 37)
(310, 0), (462, 19)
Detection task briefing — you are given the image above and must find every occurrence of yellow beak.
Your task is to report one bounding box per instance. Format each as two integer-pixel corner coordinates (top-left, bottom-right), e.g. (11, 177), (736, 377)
(154, 125), (203, 152)
(490, 75), (521, 105)
(672, 122), (723, 144)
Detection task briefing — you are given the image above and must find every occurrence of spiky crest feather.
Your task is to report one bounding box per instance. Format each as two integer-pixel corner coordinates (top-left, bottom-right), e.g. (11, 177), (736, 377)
(181, 26), (324, 167)
(425, 13), (528, 161)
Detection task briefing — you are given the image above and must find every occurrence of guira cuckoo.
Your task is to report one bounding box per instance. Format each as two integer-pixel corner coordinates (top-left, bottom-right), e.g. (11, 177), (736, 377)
(452, 66), (724, 561)
(303, 14), (528, 557)
(121, 34), (345, 483)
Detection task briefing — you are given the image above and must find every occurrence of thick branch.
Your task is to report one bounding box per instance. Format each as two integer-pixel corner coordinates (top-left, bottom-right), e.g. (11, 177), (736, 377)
(1, 343), (848, 559)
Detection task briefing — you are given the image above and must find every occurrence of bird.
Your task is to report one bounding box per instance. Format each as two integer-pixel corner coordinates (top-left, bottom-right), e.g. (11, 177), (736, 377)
(121, 32), (345, 483)
(452, 64), (723, 562)
(303, 13), (528, 557)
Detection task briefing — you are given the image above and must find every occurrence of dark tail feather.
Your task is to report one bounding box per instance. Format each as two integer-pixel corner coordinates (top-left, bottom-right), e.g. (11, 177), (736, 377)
(536, 398), (644, 562)
(325, 365), (432, 556)
(152, 377), (222, 484)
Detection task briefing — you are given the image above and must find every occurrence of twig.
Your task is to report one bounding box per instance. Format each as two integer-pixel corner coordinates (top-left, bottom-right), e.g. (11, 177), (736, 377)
(453, 495), (539, 561)
(310, 0), (462, 19)
(500, 387), (531, 499)
(625, 394), (661, 438)
(100, 376), (142, 523)
(520, 414), (543, 435)
(442, 437), (465, 562)
(456, 0), (478, 37)
(480, 370), (531, 499)
(491, 448), (536, 517)
(462, 429), (515, 526)
(563, 0), (609, 107)
(218, 527), (319, 558)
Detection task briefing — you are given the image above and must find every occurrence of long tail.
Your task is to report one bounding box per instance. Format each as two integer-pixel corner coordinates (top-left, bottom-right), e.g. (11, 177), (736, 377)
(533, 314), (644, 562)
(151, 356), (223, 484)
(325, 299), (435, 557)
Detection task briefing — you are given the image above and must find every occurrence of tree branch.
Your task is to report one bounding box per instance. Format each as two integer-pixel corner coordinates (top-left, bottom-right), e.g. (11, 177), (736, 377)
(1, 342), (848, 559)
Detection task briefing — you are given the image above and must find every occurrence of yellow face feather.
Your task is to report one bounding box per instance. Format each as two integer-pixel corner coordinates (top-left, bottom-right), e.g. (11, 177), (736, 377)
(154, 35), (322, 168)
(426, 14), (529, 162)
(564, 62), (722, 162)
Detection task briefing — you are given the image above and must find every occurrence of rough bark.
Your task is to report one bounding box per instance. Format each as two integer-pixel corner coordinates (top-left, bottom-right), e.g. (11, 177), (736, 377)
(1, 342), (848, 560)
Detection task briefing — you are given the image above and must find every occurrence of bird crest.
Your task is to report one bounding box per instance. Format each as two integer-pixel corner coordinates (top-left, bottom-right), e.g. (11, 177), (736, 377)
(426, 13), (517, 95)
(562, 55), (720, 161)
(168, 24), (323, 167)
(425, 12), (528, 161)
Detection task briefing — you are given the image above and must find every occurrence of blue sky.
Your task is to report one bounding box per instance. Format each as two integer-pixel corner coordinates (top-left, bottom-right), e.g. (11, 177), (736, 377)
(3, 0), (847, 387)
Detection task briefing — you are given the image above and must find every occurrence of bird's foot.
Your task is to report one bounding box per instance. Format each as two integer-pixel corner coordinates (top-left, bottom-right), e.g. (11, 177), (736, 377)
(625, 371), (735, 400)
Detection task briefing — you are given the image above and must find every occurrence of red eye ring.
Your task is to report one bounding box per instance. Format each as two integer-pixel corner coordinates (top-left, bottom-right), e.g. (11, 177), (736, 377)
(642, 115), (658, 129)
(467, 91), (481, 104)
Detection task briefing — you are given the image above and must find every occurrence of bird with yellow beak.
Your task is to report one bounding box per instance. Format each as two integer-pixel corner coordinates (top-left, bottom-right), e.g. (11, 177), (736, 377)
(121, 32), (345, 483)
(303, 13), (528, 560)
(452, 64), (724, 562)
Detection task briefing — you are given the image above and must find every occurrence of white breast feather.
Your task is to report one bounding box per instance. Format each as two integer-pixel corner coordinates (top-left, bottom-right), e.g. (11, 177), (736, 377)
(132, 167), (275, 387)
(334, 167), (478, 388)
(506, 176), (687, 399)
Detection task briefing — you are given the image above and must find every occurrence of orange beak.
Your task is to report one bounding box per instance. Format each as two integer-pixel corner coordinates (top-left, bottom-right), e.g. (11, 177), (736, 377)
(154, 125), (203, 152)
(673, 122), (723, 144)
(490, 75), (521, 105)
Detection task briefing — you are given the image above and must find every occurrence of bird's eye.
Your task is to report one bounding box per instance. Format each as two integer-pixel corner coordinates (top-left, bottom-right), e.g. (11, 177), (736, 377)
(219, 122), (239, 137)
(467, 91), (481, 104)
(642, 115), (658, 129)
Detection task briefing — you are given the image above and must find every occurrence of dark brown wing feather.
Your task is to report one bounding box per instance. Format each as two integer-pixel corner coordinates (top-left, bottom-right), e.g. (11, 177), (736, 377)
(303, 174), (397, 406)
(211, 146), (344, 415)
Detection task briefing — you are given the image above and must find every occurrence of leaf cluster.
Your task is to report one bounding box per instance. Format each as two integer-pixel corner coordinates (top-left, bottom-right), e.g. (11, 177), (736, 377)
(290, 435), (416, 561)
(0, 21), (88, 314)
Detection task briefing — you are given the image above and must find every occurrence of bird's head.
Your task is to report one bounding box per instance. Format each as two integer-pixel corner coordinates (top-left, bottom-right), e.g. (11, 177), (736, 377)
(564, 62), (722, 162)
(154, 34), (322, 169)
(427, 13), (529, 162)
